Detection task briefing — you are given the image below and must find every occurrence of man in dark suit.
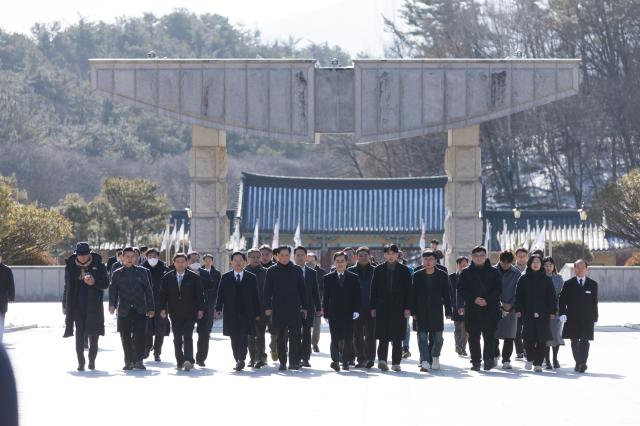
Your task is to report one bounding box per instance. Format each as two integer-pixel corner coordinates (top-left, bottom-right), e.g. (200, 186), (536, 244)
(0, 252), (15, 345)
(294, 246), (321, 367)
(449, 256), (469, 356)
(348, 246), (376, 369)
(559, 259), (599, 373)
(264, 245), (308, 371)
(159, 253), (205, 371)
(202, 253), (222, 332)
(307, 252), (326, 353)
(246, 248), (268, 368)
(109, 246), (155, 370)
(370, 244), (412, 372)
(215, 252), (261, 371)
(323, 251), (360, 371)
(187, 251), (214, 367)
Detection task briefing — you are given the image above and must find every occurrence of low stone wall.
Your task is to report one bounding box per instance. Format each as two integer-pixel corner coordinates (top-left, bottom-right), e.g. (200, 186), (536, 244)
(560, 264), (640, 301)
(9, 266), (66, 302)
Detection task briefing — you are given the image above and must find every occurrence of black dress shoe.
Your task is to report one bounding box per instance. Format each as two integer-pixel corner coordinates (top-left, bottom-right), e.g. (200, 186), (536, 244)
(553, 360), (561, 369)
(123, 363), (133, 371)
(471, 363), (481, 371)
(313, 345), (320, 353)
(356, 362), (366, 368)
(342, 363), (350, 371)
(234, 360), (245, 371)
(133, 361), (146, 370)
(288, 364), (300, 370)
(484, 360), (495, 371)
(301, 360), (312, 368)
(88, 361), (95, 370)
(248, 360), (255, 368)
(197, 361), (206, 367)
(365, 360), (374, 369)
(574, 364), (580, 372)
(77, 364), (85, 371)
(579, 364), (588, 373)
(154, 355), (161, 362)
(278, 364), (287, 371)
(255, 360), (266, 369)
(330, 361), (341, 372)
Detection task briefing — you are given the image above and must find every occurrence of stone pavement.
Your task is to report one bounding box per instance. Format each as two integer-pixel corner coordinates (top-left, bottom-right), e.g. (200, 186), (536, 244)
(3, 303), (640, 426)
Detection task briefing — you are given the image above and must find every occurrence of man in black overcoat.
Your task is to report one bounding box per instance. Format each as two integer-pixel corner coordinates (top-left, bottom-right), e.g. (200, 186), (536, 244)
(458, 246), (502, 371)
(246, 248), (268, 368)
(159, 253), (204, 371)
(294, 246), (321, 367)
(348, 246), (376, 369)
(559, 259), (599, 373)
(411, 250), (452, 372)
(370, 244), (412, 372)
(0, 252), (15, 345)
(323, 251), (360, 372)
(62, 242), (109, 371)
(215, 251), (261, 371)
(187, 251), (214, 367)
(263, 245), (308, 371)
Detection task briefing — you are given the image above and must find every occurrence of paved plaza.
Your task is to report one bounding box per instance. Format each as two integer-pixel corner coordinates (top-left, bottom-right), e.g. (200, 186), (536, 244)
(3, 303), (639, 426)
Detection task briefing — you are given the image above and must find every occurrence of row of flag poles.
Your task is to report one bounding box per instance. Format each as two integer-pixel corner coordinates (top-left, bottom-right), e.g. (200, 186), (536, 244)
(227, 218), (302, 252)
(159, 219), (192, 262)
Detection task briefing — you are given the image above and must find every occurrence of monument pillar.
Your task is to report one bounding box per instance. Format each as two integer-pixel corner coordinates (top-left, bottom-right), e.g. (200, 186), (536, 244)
(189, 125), (229, 271)
(444, 125), (483, 271)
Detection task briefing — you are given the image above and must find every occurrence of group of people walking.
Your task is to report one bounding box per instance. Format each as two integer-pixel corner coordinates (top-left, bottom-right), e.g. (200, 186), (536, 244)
(54, 239), (600, 375)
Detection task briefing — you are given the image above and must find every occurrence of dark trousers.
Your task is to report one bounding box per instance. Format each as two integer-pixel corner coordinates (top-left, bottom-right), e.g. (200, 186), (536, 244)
(119, 309), (146, 364)
(74, 318), (98, 366)
(495, 338), (514, 362)
(329, 320), (354, 364)
(248, 316), (269, 363)
(276, 325), (301, 366)
(144, 319), (165, 357)
(301, 322), (313, 362)
(354, 315), (376, 364)
(468, 329), (495, 365)
(231, 333), (249, 362)
(571, 338), (591, 365)
(526, 340), (547, 366)
(171, 318), (195, 365)
(196, 317), (210, 363)
(515, 317), (524, 355)
(377, 339), (402, 365)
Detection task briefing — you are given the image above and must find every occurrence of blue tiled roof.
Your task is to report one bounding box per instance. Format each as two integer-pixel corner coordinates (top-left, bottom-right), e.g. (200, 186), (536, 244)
(238, 173), (447, 234)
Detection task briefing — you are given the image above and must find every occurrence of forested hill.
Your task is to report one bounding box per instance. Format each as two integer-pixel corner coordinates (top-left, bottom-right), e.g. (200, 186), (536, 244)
(0, 9), (351, 207)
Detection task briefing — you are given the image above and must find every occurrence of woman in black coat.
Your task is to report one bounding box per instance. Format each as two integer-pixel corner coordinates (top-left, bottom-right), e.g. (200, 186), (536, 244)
(515, 254), (557, 372)
(62, 245), (109, 371)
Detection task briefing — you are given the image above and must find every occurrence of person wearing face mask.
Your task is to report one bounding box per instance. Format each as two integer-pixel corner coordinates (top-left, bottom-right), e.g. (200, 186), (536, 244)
(63, 242), (109, 371)
(323, 251), (360, 372)
(515, 254), (557, 372)
(0, 252), (14, 345)
(187, 252), (214, 367)
(142, 248), (170, 362)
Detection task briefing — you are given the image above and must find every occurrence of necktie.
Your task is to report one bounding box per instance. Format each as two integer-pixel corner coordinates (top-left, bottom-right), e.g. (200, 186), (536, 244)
(236, 274), (241, 284)
(177, 273), (183, 287)
(339, 273), (344, 287)
(579, 278), (583, 286)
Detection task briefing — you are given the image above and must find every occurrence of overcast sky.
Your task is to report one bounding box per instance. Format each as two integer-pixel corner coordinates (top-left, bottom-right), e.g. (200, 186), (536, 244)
(0, 0), (406, 57)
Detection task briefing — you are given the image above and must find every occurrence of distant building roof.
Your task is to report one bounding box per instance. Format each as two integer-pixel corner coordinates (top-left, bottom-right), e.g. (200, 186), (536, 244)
(237, 172), (447, 234)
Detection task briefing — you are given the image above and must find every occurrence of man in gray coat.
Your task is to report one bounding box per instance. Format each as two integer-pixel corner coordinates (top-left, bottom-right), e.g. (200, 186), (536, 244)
(494, 250), (522, 369)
